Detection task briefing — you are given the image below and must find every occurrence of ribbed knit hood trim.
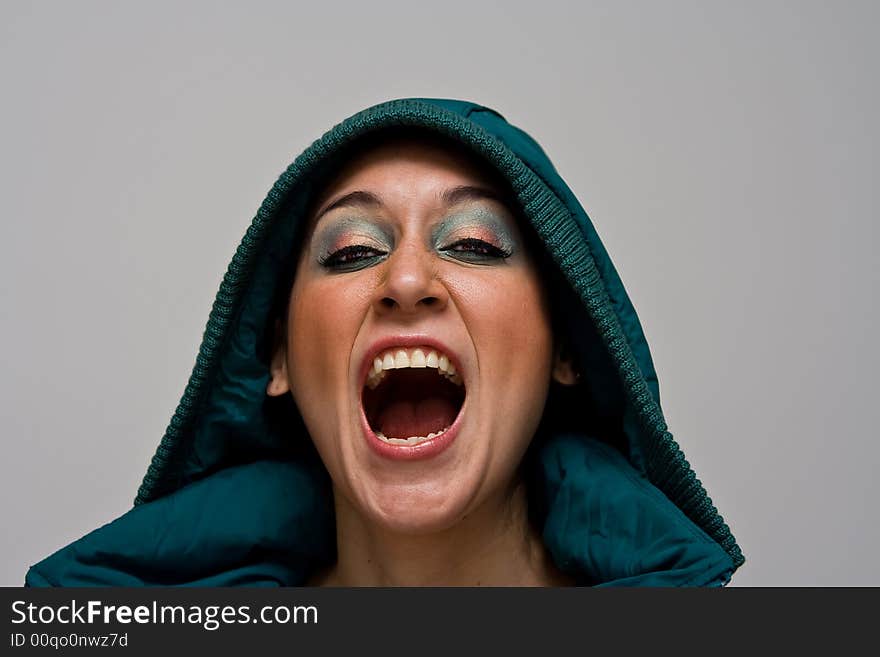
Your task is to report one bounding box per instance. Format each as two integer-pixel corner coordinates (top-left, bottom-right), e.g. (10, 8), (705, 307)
(133, 98), (742, 569)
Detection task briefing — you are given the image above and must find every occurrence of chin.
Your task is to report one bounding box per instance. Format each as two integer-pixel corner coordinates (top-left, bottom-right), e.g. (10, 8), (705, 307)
(359, 480), (477, 536)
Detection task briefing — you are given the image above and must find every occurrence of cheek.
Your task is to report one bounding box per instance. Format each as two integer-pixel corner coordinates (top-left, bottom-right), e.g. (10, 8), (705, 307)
(453, 265), (554, 489)
(286, 273), (371, 436)
(457, 265), (555, 398)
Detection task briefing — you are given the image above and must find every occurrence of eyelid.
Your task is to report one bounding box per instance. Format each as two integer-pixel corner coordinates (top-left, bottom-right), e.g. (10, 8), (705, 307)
(433, 215), (516, 255)
(318, 244), (389, 272)
(311, 217), (393, 255)
(440, 236), (502, 249)
(443, 244), (512, 263)
(319, 243), (387, 260)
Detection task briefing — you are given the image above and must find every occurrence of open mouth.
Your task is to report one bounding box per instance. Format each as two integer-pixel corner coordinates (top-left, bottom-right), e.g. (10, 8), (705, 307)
(362, 347), (466, 447)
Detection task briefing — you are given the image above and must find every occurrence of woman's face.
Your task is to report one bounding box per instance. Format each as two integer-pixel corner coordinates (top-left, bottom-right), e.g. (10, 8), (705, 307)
(269, 136), (568, 533)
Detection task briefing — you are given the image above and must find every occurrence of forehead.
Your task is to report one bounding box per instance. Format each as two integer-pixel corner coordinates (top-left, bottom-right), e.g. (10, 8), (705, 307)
(309, 131), (510, 215)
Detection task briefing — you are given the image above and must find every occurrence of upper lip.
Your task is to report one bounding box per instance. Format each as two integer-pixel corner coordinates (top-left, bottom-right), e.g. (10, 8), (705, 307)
(358, 334), (467, 391)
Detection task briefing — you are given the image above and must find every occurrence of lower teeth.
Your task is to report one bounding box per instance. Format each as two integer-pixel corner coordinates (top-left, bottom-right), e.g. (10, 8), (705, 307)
(375, 427), (450, 446)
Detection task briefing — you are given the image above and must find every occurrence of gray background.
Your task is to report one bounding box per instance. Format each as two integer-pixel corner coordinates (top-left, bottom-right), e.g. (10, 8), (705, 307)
(2, 1), (876, 586)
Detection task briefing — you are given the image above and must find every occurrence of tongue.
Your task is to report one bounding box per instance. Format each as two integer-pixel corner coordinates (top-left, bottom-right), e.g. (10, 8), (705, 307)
(377, 397), (459, 439)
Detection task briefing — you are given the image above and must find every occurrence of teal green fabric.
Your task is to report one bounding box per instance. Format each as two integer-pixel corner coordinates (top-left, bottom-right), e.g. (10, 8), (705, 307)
(25, 98), (743, 587)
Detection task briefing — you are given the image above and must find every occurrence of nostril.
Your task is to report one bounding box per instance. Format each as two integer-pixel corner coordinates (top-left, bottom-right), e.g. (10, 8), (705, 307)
(379, 296), (440, 310)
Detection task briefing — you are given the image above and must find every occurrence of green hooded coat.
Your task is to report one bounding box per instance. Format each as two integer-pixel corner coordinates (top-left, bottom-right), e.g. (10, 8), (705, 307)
(26, 98), (744, 587)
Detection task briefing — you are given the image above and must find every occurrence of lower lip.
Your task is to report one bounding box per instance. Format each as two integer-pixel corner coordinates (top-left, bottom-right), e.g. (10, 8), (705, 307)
(360, 396), (466, 461)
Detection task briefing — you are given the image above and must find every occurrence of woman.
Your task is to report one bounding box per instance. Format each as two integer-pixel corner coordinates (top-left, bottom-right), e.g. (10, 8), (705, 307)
(26, 98), (743, 586)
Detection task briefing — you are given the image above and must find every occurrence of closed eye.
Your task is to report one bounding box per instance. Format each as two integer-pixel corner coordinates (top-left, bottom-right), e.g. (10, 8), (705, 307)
(319, 244), (388, 271)
(441, 238), (511, 260)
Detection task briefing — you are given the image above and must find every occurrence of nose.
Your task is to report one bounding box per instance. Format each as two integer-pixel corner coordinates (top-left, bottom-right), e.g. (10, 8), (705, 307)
(372, 240), (448, 316)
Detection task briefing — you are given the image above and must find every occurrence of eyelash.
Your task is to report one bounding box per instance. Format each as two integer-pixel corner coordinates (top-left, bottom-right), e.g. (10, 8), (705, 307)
(318, 238), (511, 270)
(440, 238), (511, 260)
(318, 245), (387, 269)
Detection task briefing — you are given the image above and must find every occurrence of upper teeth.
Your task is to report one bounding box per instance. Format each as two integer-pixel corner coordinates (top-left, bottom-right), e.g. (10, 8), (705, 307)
(366, 347), (462, 389)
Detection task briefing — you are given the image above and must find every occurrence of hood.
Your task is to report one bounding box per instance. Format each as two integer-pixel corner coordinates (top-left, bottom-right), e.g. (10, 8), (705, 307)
(26, 98), (743, 587)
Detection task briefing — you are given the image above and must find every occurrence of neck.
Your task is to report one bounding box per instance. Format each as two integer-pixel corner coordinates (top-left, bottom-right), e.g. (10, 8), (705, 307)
(312, 479), (570, 587)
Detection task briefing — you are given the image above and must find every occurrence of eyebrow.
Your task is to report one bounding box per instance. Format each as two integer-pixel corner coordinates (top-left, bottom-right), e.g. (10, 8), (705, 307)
(312, 185), (510, 223)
